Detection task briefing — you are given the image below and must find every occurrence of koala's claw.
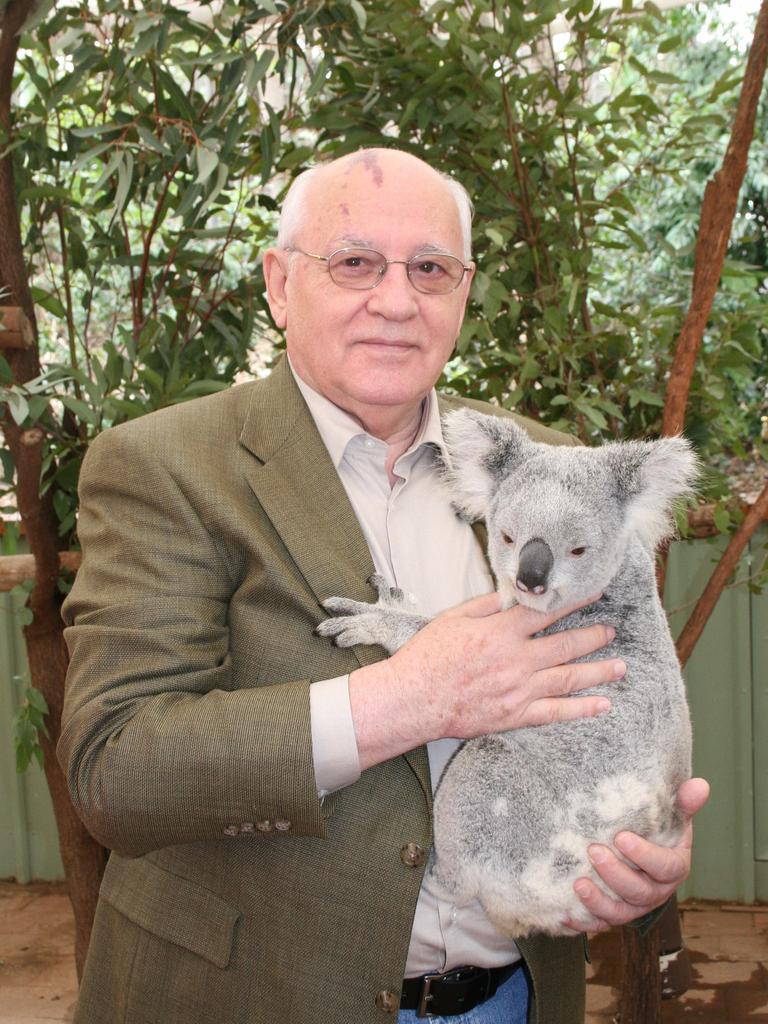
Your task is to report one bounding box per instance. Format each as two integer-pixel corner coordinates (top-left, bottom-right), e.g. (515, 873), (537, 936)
(367, 573), (406, 606)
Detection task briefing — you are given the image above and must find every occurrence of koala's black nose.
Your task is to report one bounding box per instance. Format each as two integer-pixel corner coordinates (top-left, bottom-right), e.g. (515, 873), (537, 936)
(516, 538), (554, 595)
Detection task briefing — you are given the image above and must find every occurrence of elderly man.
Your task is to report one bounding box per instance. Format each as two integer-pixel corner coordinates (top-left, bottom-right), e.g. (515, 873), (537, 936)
(59, 147), (708, 1024)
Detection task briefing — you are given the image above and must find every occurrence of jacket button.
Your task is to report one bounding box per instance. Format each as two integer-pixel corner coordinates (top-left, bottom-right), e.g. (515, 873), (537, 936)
(240, 822), (255, 834)
(400, 842), (426, 868)
(223, 825), (239, 837)
(274, 819), (292, 832)
(374, 989), (399, 1013)
(255, 819), (274, 832)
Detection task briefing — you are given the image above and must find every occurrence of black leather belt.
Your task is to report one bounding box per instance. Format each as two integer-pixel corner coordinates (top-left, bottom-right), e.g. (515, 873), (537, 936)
(400, 962), (523, 1018)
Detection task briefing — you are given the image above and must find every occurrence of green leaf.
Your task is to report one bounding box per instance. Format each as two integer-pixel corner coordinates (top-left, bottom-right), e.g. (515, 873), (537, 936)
(574, 399), (608, 429)
(608, 191), (636, 215)
(5, 391), (29, 425)
(18, 184), (73, 202)
(629, 389), (664, 409)
(195, 143), (219, 184)
(21, 0), (56, 32)
(30, 288), (66, 319)
(174, 380), (231, 400)
(90, 146), (123, 197)
(59, 395), (99, 426)
(713, 506), (731, 534)
(246, 50), (275, 93)
(15, 605), (34, 627)
(658, 34), (682, 54)
(137, 125), (168, 155)
(110, 151), (134, 225)
(26, 687), (49, 715)
(349, 0), (367, 30)
(70, 124), (121, 139)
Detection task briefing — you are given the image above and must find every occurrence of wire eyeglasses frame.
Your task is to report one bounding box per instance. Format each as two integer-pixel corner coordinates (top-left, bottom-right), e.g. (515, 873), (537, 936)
(287, 246), (472, 295)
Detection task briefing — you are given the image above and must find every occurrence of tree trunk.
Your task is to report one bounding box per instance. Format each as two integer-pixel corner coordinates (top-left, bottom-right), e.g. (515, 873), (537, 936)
(662, 0), (768, 438)
(620, 921), (661, 1024)
(0, 0), (106, 980)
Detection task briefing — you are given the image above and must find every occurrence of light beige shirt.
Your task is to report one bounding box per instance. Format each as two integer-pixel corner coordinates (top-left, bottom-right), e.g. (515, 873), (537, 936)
(292, 364), (521, 975)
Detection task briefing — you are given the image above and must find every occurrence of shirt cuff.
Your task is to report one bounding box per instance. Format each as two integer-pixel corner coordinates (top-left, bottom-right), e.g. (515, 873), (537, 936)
(309, 675), (361, 796)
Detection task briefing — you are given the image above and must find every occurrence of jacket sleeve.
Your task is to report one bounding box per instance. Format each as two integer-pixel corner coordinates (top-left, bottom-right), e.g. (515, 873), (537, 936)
(57, 425), (326, 858)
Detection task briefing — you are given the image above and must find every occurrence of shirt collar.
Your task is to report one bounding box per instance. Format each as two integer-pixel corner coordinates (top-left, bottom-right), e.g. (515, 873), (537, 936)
(288, 355), (444, 468)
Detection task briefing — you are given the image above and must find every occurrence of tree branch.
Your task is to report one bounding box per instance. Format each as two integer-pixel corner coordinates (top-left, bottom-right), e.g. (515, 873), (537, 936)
(662, 0), (768, 437)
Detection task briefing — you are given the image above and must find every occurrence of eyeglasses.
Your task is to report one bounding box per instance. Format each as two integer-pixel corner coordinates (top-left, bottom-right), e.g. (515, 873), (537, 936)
(289, 246), (471, 295)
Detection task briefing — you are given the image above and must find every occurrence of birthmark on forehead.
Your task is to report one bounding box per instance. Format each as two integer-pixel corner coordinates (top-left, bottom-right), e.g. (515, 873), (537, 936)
(346, 150), (384, 187)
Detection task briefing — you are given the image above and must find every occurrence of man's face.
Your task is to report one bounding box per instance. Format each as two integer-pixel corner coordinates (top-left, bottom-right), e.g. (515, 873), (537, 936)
(264, 151), (474, 437)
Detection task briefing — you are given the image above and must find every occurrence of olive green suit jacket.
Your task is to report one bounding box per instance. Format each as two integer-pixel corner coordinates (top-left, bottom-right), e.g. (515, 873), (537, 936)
(58, 356), (586, 1024)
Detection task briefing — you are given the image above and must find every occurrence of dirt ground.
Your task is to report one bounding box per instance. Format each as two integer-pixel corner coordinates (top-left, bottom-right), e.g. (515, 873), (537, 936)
(0, 883), (766, 1023)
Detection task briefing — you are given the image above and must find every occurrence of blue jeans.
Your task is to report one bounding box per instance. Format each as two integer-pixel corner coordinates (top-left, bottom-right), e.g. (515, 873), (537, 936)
(397, 966), (530, 1023)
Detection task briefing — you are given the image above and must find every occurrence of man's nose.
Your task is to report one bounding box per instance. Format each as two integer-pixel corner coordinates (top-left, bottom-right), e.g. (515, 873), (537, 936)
(365, 263), (420, 320)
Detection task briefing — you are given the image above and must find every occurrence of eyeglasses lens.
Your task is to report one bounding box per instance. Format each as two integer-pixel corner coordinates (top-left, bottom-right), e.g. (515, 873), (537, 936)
(327, 249), (464, 293)
(328, 249), (386, 289)
(408, 255), (465, 293)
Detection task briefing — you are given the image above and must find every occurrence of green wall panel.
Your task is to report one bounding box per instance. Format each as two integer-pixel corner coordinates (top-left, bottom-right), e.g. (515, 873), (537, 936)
(750, 530), (768, 898)
(665, 534), (757, 902)
(0, 591), (64, 882)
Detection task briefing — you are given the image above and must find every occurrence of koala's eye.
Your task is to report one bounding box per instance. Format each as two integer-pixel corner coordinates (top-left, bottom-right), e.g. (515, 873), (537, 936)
(501, 533), (515, 546)
(570, 546), (587, 557)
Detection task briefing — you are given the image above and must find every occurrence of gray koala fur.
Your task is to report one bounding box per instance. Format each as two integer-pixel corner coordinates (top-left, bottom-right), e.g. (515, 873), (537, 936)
(316, 408), (698, 937)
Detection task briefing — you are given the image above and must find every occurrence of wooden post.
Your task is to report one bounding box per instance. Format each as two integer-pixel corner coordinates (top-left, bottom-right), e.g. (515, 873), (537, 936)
(0, 551), (82, 591)
(0, 305), (34, 349)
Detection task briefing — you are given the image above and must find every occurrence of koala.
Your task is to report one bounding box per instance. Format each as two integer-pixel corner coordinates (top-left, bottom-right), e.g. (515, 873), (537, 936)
(316, 407), (698, 937)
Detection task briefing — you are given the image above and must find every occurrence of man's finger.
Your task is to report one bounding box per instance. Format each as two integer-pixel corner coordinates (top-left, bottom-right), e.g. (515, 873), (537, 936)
(532, 656), (625, 698)
(586, 844), (671, 903)
(675, 777), (710, 818)
(612, 826), (692, 883)
(522, 694), (612, 728)
(528, 624), (618, 671)
(572, 877), (644, 927)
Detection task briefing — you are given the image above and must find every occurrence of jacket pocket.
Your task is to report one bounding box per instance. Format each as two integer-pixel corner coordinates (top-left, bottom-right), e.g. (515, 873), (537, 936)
(100, 853), (240, 969)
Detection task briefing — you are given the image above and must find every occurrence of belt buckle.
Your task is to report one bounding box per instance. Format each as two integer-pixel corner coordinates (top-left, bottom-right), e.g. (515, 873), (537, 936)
(416, 971), (441, 1018)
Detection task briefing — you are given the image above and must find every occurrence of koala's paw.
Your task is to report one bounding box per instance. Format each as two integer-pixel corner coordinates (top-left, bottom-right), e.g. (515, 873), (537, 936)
(315, 576), (428, 654)
(366, 573), (410, 609)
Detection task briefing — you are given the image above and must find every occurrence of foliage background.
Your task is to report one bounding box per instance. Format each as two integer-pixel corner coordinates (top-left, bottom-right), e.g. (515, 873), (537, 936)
(1, 2), (765, 980)
(1, 0), (766, 555)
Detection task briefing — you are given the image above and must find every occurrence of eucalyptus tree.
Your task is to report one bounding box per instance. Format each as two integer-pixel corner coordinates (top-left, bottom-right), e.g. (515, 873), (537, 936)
(0, 0), (332, 974)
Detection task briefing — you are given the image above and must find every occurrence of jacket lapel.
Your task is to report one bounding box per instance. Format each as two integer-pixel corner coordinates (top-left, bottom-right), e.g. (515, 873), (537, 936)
(239, 357), (375, 614)
(238, 358), (432, 801)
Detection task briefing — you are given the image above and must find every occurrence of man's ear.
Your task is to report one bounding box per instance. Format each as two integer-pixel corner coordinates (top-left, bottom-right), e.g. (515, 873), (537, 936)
(441, 408), (530, 520)
(263, 248), (289, 329)
(452, 261), (475, 340)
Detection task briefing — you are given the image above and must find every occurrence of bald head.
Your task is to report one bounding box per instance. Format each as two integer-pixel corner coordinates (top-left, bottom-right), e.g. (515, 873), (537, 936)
(277, 148), (473, 260)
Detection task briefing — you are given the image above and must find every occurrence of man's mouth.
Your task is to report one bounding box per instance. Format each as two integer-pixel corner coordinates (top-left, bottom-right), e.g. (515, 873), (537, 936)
(356, 338), (418, 350)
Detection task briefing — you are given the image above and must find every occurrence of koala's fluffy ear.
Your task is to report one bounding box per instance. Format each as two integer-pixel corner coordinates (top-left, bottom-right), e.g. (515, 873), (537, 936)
(441, 409), (531, 520)
(605, 436), (699, 549)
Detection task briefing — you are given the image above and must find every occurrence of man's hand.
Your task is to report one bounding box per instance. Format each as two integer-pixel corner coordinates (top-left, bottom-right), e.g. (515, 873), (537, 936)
(349, 590), (625, 772)
(566, 777), (711, 931)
